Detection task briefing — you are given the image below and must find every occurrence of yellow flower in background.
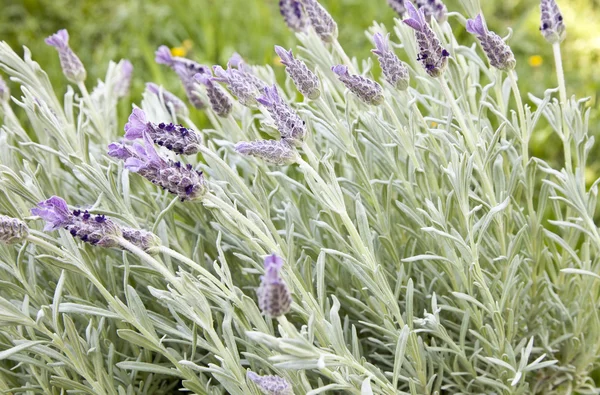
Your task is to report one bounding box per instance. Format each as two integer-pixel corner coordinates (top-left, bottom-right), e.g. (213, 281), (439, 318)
(529, 55), (543, 67)
(171, 47), (186, 57)
(273, 56), (283, 66)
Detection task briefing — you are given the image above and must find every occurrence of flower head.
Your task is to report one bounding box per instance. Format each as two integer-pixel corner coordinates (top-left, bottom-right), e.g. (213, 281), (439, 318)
(387, 0), (407, 17)
(247, 371), (293, 395)
(121, 227), (161, 255)
(227, 54), (266, 90)
(213, 64), (262, 107)
(279, 0), (308, 32)
(0, 215), (29, 244)
(466, 14), (516, 71)
(403, 1), (449, 77)
(114, 59), (133, 98)
(194, 73), (233, 117)
(108, 136), (207, 201)
(145, 83), (189, 117)
(301, 0), (338, 43)
(45, 29), (86, 83)
(31, 197), (122, 248)
(415, 0), (447, 23)
(372, 33), (410, 90)
(540, 0), (566, 44)
(257, 85), (306, 143)
(124, 108), (201, 155)
(275, 46), (320, 100)
(235, 140), (297, 165)
(155, 45), (210, 109)
(0, 75), (9, 103)
(331, 65), (384, 105)
(256, 254), (292, 317)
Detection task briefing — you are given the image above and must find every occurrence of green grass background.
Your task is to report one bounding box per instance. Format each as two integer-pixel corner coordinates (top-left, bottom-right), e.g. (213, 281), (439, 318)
(2, 0), (599, 173)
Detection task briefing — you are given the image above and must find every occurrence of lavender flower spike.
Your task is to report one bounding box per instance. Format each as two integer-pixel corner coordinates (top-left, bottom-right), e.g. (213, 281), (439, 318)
(332, 65), (384, 105)
(387, 0), (407, 17)
(0, 215), (29, 244)
(145, 83), (189, 117)
(279, 0), (307, 32)
(301, 0), (338, 43)
(155, 45), (210, 109)
(31, 197), (122, 248)
(121, 226), (161, 255)
(0, 75), (9, 103)
(213, 65), (260, 107)
(466, 14), (516, 71)
(416, 0), (448, 23)
(108, 135), (207, 201)
(258, 85), (307, 144)
(124, 108), (201, 155)
(403, 1), (449, 77)
(228, 53), (267, 90)
(194, 74), (233, 117)
(247, 371), (293, 395)
(256, 254), (292, 317)
(275, 46), (320, 100)
(235, 140), (297, 165)
(372, 33), (410, 90)
(540, 0), (566, 44)
(114, 59), (133, 98)
(45, 29), (86, 83)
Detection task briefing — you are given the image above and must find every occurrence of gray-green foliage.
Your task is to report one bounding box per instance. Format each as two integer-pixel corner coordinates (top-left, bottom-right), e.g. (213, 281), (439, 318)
(0, 0), (598, 393)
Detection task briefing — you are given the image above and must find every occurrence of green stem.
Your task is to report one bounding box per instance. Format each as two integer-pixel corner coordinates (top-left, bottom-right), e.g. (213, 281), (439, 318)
(552, 43), (567, 105)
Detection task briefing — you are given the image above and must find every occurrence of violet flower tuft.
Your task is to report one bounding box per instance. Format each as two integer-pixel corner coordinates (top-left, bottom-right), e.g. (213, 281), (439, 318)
(247, 371), (293, 395)
(124, 108), (201, 155)
(415, 0), (447, 23)
(540, 0), (566, 44)
(0, 215), (29, 244)
(256, 254), (292, 317)
(279, 0), (308, 32)
(45, 29), (86, 83)
(194, 73), (233, 117)
(331, 65), (384, 105)
(257, 85), (306, 144)
(213, 65), (261, 107)
(403, 1), (449, 77)
(301, 0), (338, 43)
(372, 33), (410, 90)
(145, 83), (189, 117)
(235, 140), (297, 166)
(275, 46), (320, 100)
(466, 14), (516, 71)
(387, 0), (407, 17)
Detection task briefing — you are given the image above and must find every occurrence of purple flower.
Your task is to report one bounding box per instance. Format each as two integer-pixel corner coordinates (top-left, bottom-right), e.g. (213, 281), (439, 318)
(275, 46), (320, 100)
(0, 215), (29, 244)
(247, 371), (293, 395)
(403, 1), (449, 77)
(45, 29), (86, 83)
(387, 0), (407, 17)
(31, 197), (122, 248)
(121, 226), (161, 255)
(235, 140), (297, 165)
(108, 135), (207, 201)
(227, 53), (266, 90)
(124, 108), (201, 155)
(145, 83), (189, 117)
(415, 0), (447, 23)
(0, 75), (9, 103)
(194, 73), (233, 117)
(540, 0), (566, 44)
(256, 254), (292, 317)
(331, 65), (384, 105)
(279, 0), (308, 32)
(114, 59), (133, 98)
(257, 85), (306, 144)
(372, 33), (410, 90)
(213, 65), (261, 107)
(155, 45), (210, 109)
(466, 14), (516, 71)
(300, 0), (338, 43)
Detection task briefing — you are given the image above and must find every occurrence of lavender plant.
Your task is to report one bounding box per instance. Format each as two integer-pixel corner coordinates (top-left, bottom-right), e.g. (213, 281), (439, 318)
(1, 0), (599, 394)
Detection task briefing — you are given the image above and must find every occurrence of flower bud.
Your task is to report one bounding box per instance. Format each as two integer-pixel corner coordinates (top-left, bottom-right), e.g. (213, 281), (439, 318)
(0, 215), (29, 244)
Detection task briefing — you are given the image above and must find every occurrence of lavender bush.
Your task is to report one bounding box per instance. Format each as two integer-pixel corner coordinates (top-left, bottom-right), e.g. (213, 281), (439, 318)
(0, 0), (598, 393)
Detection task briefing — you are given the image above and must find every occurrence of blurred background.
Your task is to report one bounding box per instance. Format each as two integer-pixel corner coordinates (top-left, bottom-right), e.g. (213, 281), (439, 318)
(1, 0), (599, 174)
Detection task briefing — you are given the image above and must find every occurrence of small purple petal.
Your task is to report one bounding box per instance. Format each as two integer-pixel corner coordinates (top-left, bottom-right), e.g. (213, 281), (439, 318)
(155, 45), (174, 66)
(274, 45), (294, 65)
(44, 29), (69, 48)
(107, 142), (133, 160)
(124, 108), (148, 140)
(31, 196), (72, 231)
(331, 64), (349, 76)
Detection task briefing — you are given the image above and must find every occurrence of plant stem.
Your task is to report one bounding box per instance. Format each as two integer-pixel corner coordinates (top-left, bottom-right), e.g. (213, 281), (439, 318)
(552, 43), (567, 105)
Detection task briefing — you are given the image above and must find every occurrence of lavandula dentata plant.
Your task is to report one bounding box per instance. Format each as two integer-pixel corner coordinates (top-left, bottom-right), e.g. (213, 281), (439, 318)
(256, 254), (292, 317)
(540, 0), (568, 104)
(387, 0), (407, 17)
(372, 33), (410, 90)
(124, 108), (201, 155)
(257, 85), (306, 144)
(279, 0), (307, 32)
(213, 65), (261, 107)
(466, 14), (516, 71)
(275, 46), (320, 100)
(300, 0), (338, 43)
(193, 73), (233, 117)
(415, 0), (447, 23)
(45, 29), (86, 83)
(0, 215), (29, 244)
(331, 65), (384, 105)
(247, 371), (293, 395)
(145, 83), (189, 118)
(235, 140), (297, 165)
